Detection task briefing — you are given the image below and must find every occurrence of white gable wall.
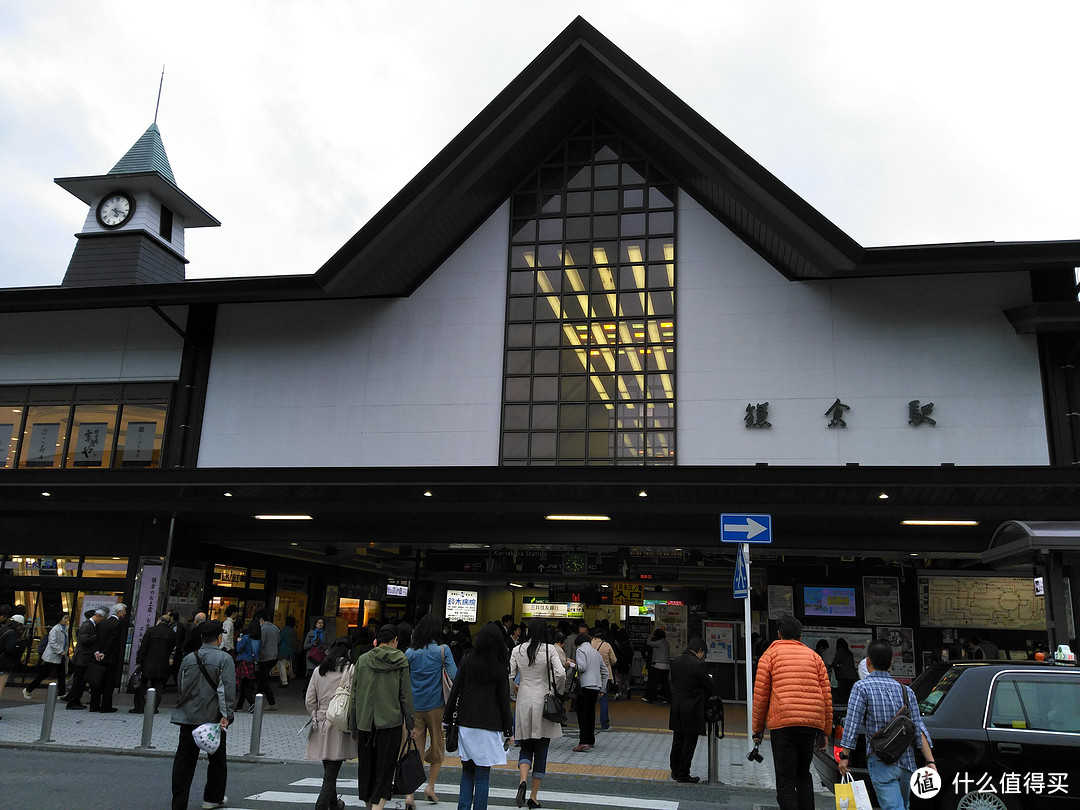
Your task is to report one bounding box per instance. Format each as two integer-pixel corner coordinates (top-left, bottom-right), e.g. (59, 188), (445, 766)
(677, 191), (1048, 465)
(197, 203), (510, 467)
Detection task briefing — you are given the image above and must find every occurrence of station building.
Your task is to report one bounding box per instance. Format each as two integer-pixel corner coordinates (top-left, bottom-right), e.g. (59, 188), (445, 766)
(2, 18), (1079, 693)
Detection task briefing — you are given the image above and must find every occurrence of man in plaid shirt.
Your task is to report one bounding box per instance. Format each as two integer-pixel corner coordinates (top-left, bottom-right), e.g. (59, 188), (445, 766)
(838, 641), (936, 810)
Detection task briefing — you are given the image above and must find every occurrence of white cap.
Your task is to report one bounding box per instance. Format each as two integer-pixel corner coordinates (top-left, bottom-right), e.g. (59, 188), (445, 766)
(9, 614), (25, 624)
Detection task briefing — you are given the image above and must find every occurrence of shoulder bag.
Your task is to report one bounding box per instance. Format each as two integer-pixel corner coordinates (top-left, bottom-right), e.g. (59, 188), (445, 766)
(392, 733), (427, 795)
(444, 658), (461, 753)
(542, 646), (567, 724)
(868, 680), (917, 764)
(326, 662), (356, 732)
(440, 645), (454, 704)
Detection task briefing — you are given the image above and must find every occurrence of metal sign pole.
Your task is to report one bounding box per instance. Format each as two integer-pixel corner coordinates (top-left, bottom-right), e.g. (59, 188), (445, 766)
(743, 542), (753, 743)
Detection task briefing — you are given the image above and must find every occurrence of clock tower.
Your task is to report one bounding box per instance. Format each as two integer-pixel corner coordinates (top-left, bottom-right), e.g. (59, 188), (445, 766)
(55, 123), (219, 286)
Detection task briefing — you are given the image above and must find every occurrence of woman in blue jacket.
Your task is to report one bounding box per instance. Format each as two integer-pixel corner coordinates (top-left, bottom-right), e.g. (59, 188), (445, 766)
(404, 613), (458, 806)
(234, 618), (261, 712)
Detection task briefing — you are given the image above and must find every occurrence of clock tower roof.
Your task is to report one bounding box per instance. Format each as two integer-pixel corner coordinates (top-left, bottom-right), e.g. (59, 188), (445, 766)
(108, 123), (176, 184)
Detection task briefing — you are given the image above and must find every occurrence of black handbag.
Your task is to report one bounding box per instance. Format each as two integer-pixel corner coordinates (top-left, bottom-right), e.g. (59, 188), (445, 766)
(444, 661), (460, 753)
(127, 666), (144, 693)
(541, 648), (567, 724)
(393, 734), (427, 795)
(868, 680), (917, 764)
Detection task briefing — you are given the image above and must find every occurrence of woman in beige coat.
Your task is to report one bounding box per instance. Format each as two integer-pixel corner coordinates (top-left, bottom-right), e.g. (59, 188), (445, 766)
(509, 618), (565, 809)
(305, 637), (359, 810)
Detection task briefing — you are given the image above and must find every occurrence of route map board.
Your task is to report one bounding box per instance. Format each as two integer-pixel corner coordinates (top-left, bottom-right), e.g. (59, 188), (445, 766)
(918, 576), (1046, 630)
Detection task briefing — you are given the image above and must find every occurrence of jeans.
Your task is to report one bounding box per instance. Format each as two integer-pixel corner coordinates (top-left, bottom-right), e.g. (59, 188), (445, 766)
(172, 723), (227, 810)
(769, 726), (817, 810)
(518, 737), (550, 778)
(317, 759), (343, 810)
(458, 760), (491, 810)
(867, 754), (913, 810)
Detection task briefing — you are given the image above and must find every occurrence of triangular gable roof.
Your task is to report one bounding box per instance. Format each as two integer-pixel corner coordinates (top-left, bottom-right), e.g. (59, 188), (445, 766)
(315, 16), (1080, 296)
(109, 123), (176, 184)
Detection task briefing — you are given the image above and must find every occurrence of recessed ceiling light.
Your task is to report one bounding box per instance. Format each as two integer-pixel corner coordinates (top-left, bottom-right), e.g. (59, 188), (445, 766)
(253, 514), (312, 521)
(224, 492), (233, 498)
(638, 490), (648, 498)
(545, 514), (611, 521)
(878, 492), (889, 500)
(290, 542), (298, 546)
(41, 491), (50, 497)
(901, 519), (979, 527)
(909, 552), (919, 557)
(423, 490), (433, 497)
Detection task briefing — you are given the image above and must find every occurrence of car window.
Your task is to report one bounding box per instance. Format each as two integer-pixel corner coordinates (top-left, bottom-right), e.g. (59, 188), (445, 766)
(919, 668), (961, 716)
(990, 677), (1080, 732)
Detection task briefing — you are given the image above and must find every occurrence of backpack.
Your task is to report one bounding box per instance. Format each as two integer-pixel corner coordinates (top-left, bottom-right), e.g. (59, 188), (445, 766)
(326, 662), (355, 733)
(868, 680), (917, 764)
(37, 633), (49, 658)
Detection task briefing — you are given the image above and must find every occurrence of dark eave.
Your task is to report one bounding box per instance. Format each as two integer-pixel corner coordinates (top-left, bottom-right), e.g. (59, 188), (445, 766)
(0, 464), (1077, 559)
(1004, 301), (1080, 334)
(0, 274), (332, 314)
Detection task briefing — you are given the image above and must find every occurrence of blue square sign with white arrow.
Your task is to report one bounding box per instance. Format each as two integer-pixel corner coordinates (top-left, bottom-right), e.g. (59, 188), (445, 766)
(720, 513), (773, 543)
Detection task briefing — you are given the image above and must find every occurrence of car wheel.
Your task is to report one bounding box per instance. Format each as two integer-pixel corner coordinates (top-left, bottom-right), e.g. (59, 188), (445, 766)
(954, 793), (1016, 810)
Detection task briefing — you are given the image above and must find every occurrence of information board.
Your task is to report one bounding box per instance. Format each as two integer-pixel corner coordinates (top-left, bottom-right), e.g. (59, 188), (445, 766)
(918, 576), (1046, 630)
(445, 589), (478, 623)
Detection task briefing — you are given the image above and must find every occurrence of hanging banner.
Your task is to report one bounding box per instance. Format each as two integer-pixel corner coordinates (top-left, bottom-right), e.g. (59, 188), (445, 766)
(72, 422), (108, 467)
(126, 562), (164, 686)
(768, 585), (794, 619)
(25, 422), (60, 466)
(874, 626), (916, 682)
(0, 423), (13, 467)
(863, 576), (901, 625)
(703, 620), (736, 663)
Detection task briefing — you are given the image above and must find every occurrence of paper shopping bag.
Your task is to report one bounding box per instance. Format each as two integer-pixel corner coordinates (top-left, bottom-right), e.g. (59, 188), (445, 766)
(835, 773), (872, 810)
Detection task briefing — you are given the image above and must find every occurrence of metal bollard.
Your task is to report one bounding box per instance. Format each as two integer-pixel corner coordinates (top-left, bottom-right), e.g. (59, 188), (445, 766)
(37, 681), (59, 743)
(136, 688), (157, 749)
(248, 693), (265, 757)
(707, 721), (719, 785)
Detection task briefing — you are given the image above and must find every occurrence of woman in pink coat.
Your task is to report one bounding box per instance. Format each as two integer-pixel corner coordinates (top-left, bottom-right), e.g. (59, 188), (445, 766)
(305, 637), (359, 810)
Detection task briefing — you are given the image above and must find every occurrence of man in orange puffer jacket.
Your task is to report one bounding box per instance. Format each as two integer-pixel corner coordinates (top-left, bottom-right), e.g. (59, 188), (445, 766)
(751, 614), (832, 810)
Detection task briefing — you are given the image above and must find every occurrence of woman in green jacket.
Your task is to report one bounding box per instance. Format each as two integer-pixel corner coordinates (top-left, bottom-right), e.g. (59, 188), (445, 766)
(352, 624), (414, 810)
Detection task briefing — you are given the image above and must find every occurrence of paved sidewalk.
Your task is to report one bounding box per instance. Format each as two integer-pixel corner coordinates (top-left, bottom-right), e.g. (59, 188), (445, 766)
(0, 690), (783, 791)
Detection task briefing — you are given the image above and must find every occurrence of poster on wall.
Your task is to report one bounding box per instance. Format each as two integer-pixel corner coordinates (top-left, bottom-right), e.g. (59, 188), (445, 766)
(703, 620), (735, 663)
(626, 615), (652, 651)
(863, 576), (901, 625)
(79, 593), (117, 621)
(166, 566), (205, 614)
(72, 422), (108, 467)
(875, 626), (916, 682)
(323, 585), (339, 617)
(24, 422), (60, 467)
(768, 585), (794, 619)
(657, 603), (688, 655)
(122, 421), (157, 465)
(0, 423), (13, 467)
(126, 562), (163, 687)
(446, 589), (478, 623)
(802, 626), (873, 671)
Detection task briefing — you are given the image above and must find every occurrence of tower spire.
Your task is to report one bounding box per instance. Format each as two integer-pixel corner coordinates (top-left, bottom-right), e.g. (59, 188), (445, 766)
(153, 66), (164, 125)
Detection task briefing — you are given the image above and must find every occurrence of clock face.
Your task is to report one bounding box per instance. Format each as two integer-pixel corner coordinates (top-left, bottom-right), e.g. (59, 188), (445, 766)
(96, 192), (134, 229)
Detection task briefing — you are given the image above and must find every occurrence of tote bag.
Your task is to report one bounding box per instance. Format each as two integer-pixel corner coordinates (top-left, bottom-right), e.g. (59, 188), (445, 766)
(326, 663), (355, 733)
(834, 773), (872, 810)
(541, 648), (567, 723)
(392, 734), (427, 795)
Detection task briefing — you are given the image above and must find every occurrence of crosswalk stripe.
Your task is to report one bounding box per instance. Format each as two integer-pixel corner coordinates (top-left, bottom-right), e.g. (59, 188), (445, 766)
(272, 781), (679, 809)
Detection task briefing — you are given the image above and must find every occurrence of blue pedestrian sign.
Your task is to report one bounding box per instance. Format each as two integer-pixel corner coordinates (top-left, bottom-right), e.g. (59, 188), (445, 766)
(720, 513), (773, 543)
(733, 544), (749, 599)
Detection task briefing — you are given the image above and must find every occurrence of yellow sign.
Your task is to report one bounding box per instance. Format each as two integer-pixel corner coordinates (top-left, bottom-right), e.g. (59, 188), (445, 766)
(613, 582), (643, 606)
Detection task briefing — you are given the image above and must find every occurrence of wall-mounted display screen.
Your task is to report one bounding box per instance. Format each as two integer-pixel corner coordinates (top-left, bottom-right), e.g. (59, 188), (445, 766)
(803, 586), (857, 618)
(446, 589), (478, 623)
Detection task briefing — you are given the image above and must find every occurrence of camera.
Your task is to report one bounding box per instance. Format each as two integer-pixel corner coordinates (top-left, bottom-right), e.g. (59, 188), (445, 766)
(746, 745), (764, 763)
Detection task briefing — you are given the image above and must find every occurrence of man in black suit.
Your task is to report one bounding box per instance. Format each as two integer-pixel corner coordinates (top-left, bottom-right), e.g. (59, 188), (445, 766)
(668, 636), (716, 783)
(93, 603), (127, 712)
(65, 608), (105, 710)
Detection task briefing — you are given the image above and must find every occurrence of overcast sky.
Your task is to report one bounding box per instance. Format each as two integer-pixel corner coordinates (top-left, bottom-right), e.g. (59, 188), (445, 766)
(2, 2), (1078, 289)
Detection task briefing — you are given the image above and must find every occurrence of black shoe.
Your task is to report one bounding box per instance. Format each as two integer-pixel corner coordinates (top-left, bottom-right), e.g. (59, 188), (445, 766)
(99, 707), (118, 713)
(128, 708), (142, 714)
(516, 780), (527, 807)
(66, 702), (86, 710)
(672, 773), (700, 783)
(527, 800), (542, 809)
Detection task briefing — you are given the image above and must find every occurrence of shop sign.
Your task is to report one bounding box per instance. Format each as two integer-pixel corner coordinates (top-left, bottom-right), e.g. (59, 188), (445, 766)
(212, 564), (247, 589)
(387, 580), (410, 597)
(446, 589), (478, 623)
(324, 585), (339, 616)
(612, 582), (643, 606)
(278, 574), (307, 593)
(520, 600), (584, 620)
(340, 581), (381, 600)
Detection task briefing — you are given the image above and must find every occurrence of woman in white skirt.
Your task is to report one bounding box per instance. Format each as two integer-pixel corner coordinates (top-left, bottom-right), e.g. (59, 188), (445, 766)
(509, 618), (565, 809)
(446, 623), (513, 810)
